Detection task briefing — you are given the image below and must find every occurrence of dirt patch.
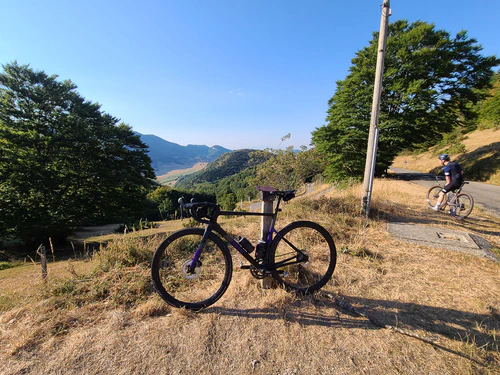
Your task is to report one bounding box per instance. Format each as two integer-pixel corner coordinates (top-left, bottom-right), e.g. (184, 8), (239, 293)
(69, 224), (121, 241)
(67, 221), (185, 245)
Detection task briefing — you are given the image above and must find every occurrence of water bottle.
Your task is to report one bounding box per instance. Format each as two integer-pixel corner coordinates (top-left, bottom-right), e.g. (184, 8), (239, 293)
(236, 236), (254, 253)
(255, 240), (266, 260)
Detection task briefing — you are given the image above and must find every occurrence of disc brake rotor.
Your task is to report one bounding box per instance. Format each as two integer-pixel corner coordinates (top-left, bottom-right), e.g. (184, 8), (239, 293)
(182, 260), (200, 279)
(301, 251), (312, 267)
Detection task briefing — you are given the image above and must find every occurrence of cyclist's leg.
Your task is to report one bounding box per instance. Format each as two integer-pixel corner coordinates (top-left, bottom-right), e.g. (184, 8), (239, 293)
(427, 186), (446, 209)
(431, 186), (450, 211)
(444, 180), (463, 214)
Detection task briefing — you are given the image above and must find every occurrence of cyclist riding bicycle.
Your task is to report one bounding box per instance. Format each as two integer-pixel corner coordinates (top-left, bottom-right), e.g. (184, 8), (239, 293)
(430, 154), (464, 211)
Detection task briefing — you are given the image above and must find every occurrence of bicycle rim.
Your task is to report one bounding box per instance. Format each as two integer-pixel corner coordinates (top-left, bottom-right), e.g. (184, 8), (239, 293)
(455, 193), (474, 219)
(151, 228), (232, 310)
(270, 221), (336, 293)
(426, 186), (447, 209)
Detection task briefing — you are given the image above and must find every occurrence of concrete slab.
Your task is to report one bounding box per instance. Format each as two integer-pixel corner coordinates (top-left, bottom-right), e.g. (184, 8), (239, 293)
(387, 222), (499, 262)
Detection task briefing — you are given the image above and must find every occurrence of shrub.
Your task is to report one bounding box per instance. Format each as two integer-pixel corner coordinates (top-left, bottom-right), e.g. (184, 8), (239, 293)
(0, 261), (17, 271)
(92, 237), (157, 272)
(182, 218), (201, 228)
(42, 236), (161, 308)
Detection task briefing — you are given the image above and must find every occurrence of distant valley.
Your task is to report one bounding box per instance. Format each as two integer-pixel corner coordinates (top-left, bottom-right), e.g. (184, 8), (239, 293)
(155, 162), (209, 186)
(137, 133), (231, 176)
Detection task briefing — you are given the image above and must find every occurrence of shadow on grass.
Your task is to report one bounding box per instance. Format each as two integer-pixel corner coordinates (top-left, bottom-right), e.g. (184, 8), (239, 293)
(430, 142), (500, 182)
(374, 204), (500, 238)
(206, 293), (499, 366)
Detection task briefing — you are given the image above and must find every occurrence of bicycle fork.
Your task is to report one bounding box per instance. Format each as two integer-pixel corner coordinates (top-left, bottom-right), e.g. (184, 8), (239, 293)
(187, 224), (214, 274)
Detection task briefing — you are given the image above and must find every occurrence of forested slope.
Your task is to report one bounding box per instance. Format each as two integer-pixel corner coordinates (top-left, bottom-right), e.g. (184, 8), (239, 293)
(175, 149), (269, 189)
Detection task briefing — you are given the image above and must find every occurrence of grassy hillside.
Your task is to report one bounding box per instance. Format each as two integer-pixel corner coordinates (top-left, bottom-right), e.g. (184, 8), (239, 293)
(392, 128), (500, 185)
(1, 180), (499, 374)
(175, 149), (268, 189)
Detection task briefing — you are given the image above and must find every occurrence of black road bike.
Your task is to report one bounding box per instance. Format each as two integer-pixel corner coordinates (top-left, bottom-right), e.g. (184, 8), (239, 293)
(151, 187), (337, 310)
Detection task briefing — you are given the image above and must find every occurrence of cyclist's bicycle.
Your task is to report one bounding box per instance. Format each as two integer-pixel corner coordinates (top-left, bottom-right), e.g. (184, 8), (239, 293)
(151, 187), (337, 310)
(426, 177), (474, 219)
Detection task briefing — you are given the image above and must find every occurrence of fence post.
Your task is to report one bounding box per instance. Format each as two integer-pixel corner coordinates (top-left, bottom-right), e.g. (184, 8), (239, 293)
(259, 187), (276, 289)
(37, 244), (48, 282)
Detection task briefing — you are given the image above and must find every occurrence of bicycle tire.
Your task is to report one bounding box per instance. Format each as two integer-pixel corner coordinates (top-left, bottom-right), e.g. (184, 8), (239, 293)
(151, 228), (232, 310)
(269, 221), (336, 293)
(426, 186), (448, 210)
(454, 193), (474, 219)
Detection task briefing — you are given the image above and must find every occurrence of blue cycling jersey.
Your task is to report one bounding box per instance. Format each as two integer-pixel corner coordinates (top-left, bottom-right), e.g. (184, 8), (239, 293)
(443, 161), (463, 181)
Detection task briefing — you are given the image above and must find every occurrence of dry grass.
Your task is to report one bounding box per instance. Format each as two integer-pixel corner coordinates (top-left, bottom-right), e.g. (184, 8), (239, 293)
(1, 180), (499, 374)
(155, 162), (209, 185)
(393, 128), (500, 185)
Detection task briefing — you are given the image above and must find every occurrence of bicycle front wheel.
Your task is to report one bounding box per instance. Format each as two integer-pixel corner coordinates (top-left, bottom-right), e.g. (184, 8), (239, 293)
(269, 221), (336, 293)
(455, 193), (474, 219)
(426, 186), (448, 210)
(151, 228), (232, 310)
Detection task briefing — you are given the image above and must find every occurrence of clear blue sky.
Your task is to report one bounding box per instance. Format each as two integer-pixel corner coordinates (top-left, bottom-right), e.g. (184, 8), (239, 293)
(1, 0), (499, 150)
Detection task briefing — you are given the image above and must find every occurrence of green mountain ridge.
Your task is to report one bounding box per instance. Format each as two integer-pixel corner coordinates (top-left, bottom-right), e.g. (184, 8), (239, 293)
(175, 149), (269, 190)
(136, 133), (231, 176)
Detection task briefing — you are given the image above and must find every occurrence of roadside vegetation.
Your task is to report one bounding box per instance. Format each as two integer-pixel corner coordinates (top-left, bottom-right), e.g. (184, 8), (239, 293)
(393, 128), (500, 185)
(312, 22), (499, 180)
(1, 180), (499, 374)
(1, 19), (499, 373)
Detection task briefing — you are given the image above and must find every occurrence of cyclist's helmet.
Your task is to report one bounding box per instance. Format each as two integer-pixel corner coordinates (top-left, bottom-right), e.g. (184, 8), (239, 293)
(438, 154), (450, 161)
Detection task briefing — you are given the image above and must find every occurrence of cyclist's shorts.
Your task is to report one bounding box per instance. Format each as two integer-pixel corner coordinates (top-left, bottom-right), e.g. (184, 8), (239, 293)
(442, 179), (463, 193)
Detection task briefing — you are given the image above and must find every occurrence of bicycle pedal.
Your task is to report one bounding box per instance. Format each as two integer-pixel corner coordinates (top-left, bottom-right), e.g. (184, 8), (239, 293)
(239, 265), (252, 269)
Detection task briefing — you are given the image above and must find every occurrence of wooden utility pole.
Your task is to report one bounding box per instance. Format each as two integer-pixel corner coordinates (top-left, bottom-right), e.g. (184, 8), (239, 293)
(361, 0), (391, 217)
(259, 186), (275, 289)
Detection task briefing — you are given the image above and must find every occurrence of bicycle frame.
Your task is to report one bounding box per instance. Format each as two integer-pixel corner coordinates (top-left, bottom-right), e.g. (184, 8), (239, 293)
(188, 196), (302, 273)
(433, 176), (466, 195)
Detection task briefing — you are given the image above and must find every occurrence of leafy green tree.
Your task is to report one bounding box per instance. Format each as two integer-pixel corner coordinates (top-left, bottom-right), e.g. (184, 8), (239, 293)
(0, 62), (155, 246)
(218, 193), (237, 211)
(477, 71), (500, 129)
(253, 147), (326, 190)
(312, 20), (499, 180)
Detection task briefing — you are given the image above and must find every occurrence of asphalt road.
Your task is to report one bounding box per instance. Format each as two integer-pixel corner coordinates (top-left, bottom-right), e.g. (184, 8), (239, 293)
(390, 167), (500, 217)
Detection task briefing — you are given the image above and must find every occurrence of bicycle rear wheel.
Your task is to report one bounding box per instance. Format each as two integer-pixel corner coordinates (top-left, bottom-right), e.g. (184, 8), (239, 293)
(269, 221), (336, 293)
(454, 193), (474, 219)
(426, 186), (448, 210)
(151, 228), (232, 310)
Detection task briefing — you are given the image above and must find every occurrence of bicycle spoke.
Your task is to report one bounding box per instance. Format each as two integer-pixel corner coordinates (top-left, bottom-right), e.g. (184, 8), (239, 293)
(152, 228), (232, 310)
(270, 221), (336, 293)
(454, 193), (474, 219)
(426, 186), (447, 209)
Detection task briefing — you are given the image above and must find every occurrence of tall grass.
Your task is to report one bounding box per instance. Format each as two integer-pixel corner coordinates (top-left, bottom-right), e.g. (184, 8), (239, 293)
(43, 236), (162, 309)
(1, 180), (499, 374)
